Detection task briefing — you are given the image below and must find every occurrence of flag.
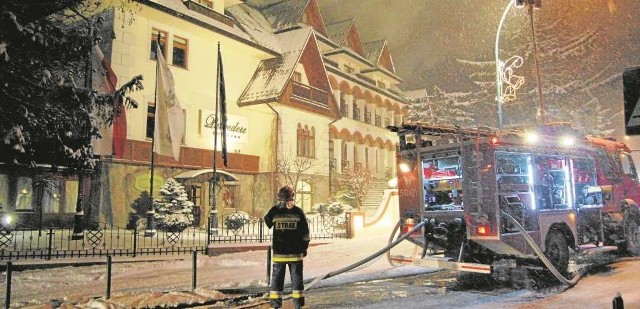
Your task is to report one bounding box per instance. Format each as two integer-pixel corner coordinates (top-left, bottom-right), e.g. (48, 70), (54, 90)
(155, 47), (185, 161)
(91, 45), (127, 157)
(217, 44), (228, 167)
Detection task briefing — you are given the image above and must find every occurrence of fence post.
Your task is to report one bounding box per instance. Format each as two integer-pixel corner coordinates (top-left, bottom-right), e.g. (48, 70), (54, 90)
(106, 255), (112, 299)
(47, 228), (54, 260)
(192, 250), (197, 291)
(5, 261), (11, 309)
(266, 246), (271, 285)
(259, 218), (264, 243)
(132, 226), (138, 258)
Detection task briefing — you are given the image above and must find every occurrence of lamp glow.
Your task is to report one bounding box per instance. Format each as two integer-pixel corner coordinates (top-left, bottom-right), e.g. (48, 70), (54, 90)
(560, 135), (575, 147)
(525, 132), (539, 144)
(399, 163), (411, 173)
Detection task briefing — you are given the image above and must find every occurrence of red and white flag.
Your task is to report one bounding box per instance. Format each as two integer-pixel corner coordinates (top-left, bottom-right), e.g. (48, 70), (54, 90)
(91, 45), (127, 157)
(154, 47), (185, 161)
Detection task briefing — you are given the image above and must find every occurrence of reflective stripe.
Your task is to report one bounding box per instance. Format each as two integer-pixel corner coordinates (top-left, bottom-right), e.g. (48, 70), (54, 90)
(269, 291), (282, 299)
(273, 253), (303, 262)
(291, 290), (304, 298)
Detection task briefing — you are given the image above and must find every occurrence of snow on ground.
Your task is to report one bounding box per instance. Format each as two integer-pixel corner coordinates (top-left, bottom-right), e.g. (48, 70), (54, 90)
(3, 223), (640, 308)
(2, 225), (434, 308)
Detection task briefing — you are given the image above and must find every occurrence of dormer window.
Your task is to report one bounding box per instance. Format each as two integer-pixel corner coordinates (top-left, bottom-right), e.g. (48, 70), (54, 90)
(292, 71), (302, 83)
(193, 0), (213, 9)
(344, 64), (355, 74)
(376, 80), (386, 89)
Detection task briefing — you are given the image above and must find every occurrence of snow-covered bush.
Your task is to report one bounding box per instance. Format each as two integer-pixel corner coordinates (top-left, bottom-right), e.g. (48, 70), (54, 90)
(153, 178), (195, 232)
(224, 210), (251, 230)
(312, 202), (353, 216)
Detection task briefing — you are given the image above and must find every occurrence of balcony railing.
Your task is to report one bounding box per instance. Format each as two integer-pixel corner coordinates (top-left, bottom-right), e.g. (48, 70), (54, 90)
(364, 112), (371, 124)
(292, 82), (329, 106)
(375, 115), (382, 127)
(183, 1), (235, 27)
(340, 102), (348, 116)
(353, 107), (360, 121)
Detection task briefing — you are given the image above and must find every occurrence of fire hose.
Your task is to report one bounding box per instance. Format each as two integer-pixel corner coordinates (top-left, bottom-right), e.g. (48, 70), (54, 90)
(304, 219), (428, 291)
(500, 210), (584, 286)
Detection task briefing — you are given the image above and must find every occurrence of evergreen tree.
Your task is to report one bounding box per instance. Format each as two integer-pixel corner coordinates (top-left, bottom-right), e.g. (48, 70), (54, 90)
(0, 0), (142, 168)
(406, 86), (477, 127)
(153, 178), (194, 232)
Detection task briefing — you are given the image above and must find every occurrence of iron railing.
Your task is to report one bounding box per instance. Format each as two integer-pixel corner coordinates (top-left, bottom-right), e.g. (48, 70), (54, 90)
(0, 212), (348, 261)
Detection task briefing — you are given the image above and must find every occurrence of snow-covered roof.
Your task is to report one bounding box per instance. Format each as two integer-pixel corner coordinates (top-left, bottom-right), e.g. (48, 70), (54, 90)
(404, 89), (428, 100)
(363, 39), (386, 65)
(145, 0), (276, 54)
(248, 0), (308, 33)
(325, 18), (352, 46)
(226, 3), (282, 51)
(237, 28), (312, 105)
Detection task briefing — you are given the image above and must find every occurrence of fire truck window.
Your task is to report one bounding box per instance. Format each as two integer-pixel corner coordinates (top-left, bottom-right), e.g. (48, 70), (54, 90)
(423, 156), (462, 211)
(620, 153), (638, 179)
(573, 158), (596, 207)
(535, 156), (571, 210)
(496, 153), (538, 232)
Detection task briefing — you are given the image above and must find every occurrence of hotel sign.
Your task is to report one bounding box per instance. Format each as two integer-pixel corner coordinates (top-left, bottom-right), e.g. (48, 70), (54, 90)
(199, 109), (249, 143)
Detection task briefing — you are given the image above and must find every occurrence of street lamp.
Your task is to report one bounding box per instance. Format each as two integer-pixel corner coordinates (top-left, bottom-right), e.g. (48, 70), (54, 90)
(495, 0), (543, 129)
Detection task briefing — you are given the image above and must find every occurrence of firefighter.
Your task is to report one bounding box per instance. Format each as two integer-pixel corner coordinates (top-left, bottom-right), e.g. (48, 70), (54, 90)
(264, 185), (310, 309)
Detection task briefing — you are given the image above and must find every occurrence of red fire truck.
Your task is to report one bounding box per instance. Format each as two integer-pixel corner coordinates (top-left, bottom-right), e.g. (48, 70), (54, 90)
(389, 123), (640, 276)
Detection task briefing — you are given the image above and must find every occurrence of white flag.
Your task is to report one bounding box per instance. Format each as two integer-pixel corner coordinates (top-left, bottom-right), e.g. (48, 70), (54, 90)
(155, 47), (185, 161)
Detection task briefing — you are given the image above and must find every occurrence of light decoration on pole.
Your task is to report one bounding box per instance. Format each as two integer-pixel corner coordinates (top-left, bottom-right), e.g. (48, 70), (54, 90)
(495, 0), (542, 129)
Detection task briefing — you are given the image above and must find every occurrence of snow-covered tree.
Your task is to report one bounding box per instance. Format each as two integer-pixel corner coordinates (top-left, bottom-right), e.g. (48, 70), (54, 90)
(406, 86), (477, 127)
(0, 0), (142, 169)
(338, 166), (373, 210)
(153, 178), (195, 232)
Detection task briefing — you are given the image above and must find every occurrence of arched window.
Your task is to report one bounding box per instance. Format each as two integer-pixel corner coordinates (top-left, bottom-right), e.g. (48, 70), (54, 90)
(295, 181), (312, 212)
(296, 123), (315, 158)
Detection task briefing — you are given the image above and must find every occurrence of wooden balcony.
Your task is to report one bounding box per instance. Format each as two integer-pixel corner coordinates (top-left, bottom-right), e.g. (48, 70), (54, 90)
(291, 82), (329, 107)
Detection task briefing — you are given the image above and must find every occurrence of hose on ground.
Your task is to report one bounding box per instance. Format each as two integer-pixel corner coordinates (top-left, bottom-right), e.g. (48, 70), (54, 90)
(500, 210), (584, 286)
(305, 219), (428, 291)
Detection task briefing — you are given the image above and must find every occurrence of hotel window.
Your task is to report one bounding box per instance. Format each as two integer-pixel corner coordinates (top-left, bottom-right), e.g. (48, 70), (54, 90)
(65, 180), (78, 213)
(16, 177), (33, 211)
(297, 124), (315, 158)
(292, 71), (302, 83)
(0, 174), (8, 210)
(146, 102), (156, 139)
(42, 180), (62, 213)
(172, 36), (188, 68)
(150, 29), (168, 60)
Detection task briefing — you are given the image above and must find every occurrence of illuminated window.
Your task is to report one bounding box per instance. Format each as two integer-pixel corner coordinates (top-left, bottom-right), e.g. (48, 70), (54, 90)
(0, 174), (8, 210)
(42, 180), (62, 213)
(172, 36), (188, 68)
(150, 29), (168, 60)
(297, 124), (315, 158)
(295, 181), (312, 212)
(16, 177), (33, 211)
(65, 180), (78, 213)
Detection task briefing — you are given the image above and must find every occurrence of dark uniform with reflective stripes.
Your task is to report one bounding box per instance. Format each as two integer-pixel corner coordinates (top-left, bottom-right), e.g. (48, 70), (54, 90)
(264, 202), (310, 309)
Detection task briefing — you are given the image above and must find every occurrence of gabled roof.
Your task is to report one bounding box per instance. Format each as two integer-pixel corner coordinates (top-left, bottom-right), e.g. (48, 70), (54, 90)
(227, 3), (281, 51)
(363, 40), (388, 69)
(237, 28), (311, 105)
(245, 0), (327, 35)
(325, 18), (365, 56)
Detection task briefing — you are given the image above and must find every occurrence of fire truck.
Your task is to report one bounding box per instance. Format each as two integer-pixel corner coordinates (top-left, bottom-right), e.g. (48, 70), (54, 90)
(388, 123), (640, 277)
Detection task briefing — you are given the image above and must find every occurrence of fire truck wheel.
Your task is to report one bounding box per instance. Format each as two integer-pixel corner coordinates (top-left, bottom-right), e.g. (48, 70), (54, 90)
(545, 231), (569, 274)
(624, 214), (640, 256)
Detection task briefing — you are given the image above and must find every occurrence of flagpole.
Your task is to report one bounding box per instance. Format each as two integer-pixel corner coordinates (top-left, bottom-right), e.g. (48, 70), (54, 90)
(209, 42), (222, 238)
(144, 33), (162, 237)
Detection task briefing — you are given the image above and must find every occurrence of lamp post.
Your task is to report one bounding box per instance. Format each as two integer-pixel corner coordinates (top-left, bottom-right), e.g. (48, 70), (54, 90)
(495, 0), (543, 129)
(495, 0), (515, 129)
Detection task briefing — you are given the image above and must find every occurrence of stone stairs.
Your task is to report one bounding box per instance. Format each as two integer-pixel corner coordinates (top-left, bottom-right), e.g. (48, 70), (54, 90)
(361, 179), (391, 218)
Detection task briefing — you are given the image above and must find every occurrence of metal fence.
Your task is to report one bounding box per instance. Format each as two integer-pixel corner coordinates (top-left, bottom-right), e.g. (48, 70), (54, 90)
(0, 211), (348, 261)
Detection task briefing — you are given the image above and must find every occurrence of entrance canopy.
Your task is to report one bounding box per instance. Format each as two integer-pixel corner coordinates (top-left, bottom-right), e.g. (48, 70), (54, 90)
(173, 169), (240, 186)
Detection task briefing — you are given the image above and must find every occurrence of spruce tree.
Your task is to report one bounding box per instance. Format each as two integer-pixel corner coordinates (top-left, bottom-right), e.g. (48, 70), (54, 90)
(153, 178), (194, 232)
